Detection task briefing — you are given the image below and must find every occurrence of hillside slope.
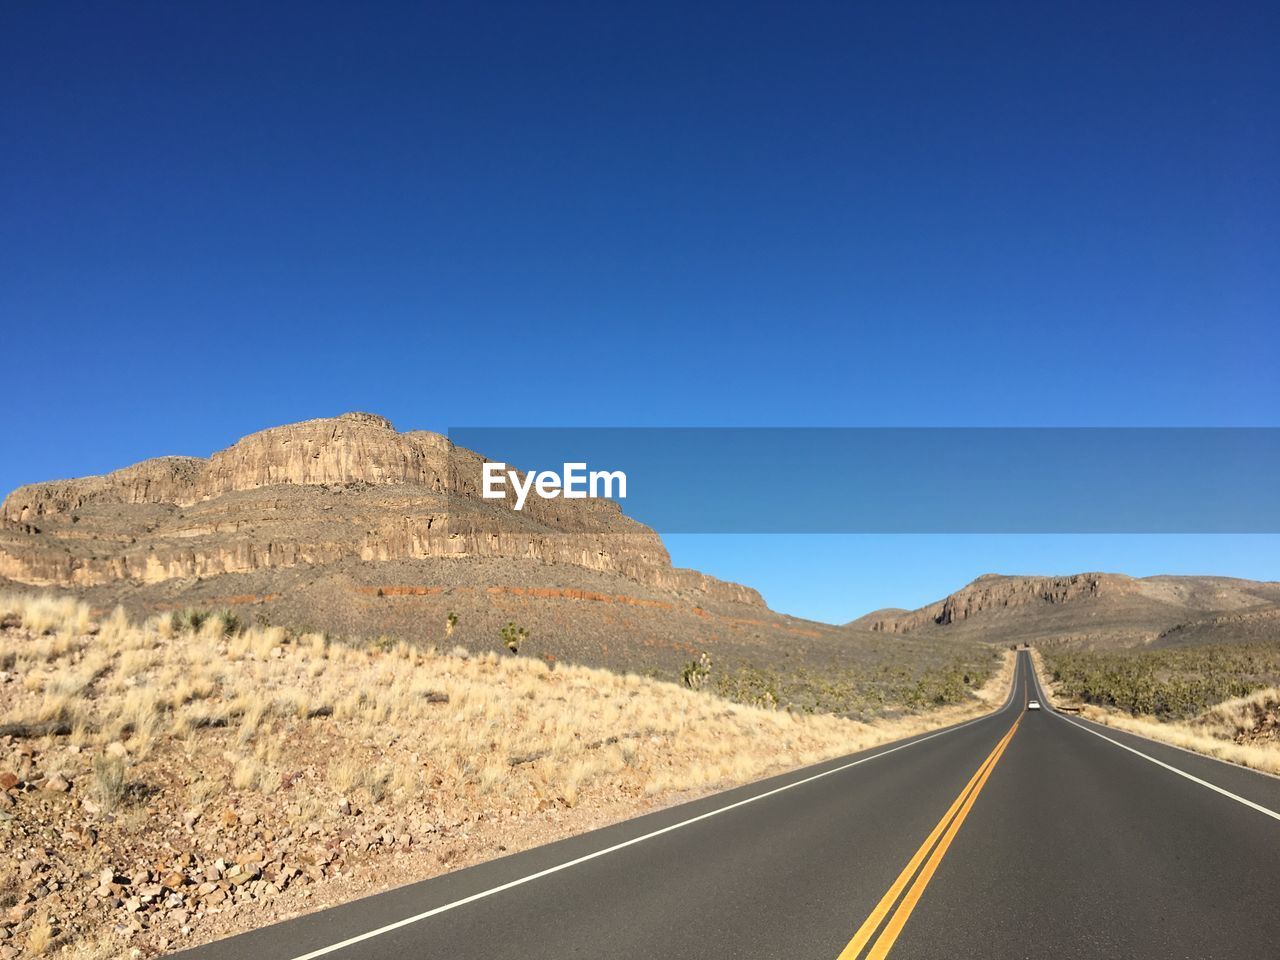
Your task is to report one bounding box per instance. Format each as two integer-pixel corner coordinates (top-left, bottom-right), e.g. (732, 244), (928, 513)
(0, 414), (996, 713)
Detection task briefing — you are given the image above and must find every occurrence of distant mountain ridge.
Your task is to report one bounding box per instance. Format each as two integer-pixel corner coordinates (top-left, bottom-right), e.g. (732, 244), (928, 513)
(865, 572), (1280, 648)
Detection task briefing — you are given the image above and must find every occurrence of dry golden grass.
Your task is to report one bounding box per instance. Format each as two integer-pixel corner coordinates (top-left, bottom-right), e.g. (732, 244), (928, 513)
(0, 594), (1014, 957)
(0, 595), (1018, 810)
(26, 915), (55, 954)
(1029, 647), (1280, 776)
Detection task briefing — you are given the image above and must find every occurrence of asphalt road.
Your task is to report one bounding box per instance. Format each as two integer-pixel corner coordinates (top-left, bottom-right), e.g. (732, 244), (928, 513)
(172, 651), (1280, 959)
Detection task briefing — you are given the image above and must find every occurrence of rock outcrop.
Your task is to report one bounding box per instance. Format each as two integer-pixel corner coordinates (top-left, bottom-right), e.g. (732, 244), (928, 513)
(0, 413), (762, 607)
(866, 574), (1128, 633)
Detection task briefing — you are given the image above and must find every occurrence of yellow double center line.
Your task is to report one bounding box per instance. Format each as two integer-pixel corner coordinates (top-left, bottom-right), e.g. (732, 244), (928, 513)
(836, 712), (1023, 960)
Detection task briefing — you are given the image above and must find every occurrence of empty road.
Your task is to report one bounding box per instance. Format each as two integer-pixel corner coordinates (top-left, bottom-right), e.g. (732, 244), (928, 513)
(173, 651), (1280, 959)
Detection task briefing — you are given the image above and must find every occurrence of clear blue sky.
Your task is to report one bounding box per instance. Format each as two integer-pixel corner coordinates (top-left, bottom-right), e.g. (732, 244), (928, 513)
(3, 2), (1277, 622)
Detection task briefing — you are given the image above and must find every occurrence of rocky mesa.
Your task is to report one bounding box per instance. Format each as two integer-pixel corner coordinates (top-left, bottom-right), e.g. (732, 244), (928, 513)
(0, 412), (756, 604)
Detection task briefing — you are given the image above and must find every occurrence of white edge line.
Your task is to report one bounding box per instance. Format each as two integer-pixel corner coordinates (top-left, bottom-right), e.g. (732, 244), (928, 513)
(1028, 658), (1280, 783)
(1026, 656), (1280, 824)
(283, 655), (1026, 960)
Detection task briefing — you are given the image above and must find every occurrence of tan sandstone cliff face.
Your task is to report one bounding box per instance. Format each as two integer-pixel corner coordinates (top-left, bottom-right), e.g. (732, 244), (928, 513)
(4, 413), (437, 514)
(0, 413), (762, 607)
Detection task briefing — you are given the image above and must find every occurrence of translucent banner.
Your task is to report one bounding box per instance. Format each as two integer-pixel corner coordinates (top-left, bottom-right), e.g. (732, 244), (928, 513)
(444, 428), (1280, 534)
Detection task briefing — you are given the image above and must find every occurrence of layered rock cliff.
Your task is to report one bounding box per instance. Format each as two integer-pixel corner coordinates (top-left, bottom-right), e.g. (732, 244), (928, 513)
(0, 413), (762, 607)
(867, 573), (1128, 633)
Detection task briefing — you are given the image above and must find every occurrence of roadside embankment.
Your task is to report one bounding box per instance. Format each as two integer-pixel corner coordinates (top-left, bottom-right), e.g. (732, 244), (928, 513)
(0, 595), (1013, 958)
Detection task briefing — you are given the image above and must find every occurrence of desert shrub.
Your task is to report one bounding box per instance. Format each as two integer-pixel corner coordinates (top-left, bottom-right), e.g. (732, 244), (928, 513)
(713, 665), (778, 709)
(499, 621), (527, 655)
(681, 652), (712, 690)
(91, 754), (127, 810)
(179, 609), (209, 633)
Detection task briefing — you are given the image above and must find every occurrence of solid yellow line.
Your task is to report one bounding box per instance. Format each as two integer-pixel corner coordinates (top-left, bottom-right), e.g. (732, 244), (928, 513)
(862, 716), (1021, 960)
(835, 717), (1020, 960)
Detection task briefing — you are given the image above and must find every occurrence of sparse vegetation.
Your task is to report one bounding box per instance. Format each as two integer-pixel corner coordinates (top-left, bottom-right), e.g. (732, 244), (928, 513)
(712, 662), (777, 708)
(1041, 643), (1280, 720)
(694, 655), (997, 718)
(499, 620), (527, 655)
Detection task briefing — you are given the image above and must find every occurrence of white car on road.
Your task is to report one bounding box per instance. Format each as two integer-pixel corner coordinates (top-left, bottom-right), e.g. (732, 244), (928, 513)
(1027, 699), (1042, 710)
